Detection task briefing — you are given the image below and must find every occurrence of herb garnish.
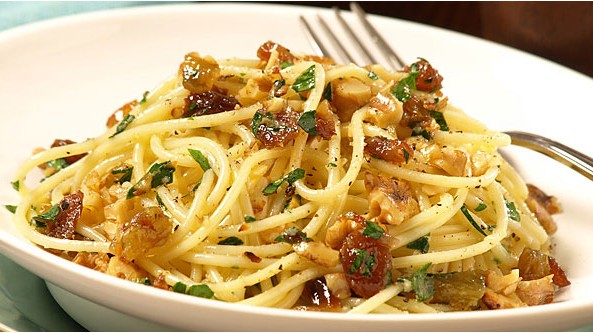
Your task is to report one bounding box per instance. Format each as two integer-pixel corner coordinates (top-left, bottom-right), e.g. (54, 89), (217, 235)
(244, 215), (256, 223)
(348, 248), (376, 277)
(475, 203), (487, 212)
(111, 166), (133, 184)
(297, 111), (317, 136)
(412, 262), (434, 302)
(460, 204), (488, 237)
(391, 63), (419, 102)
(5, 205), (17, 214)
(218, 236), (244, 246)
(322, 82), (332, 101)
(188, 148), (211, 171)
(172, 282), (214, 299)
(407, 234), (430, 253)
(110, 114), (135, 138)
(505, 199), (521, 222)
(362, 221), (384, 240)
(427, 110), (449, 131)
(292, 65), (316, 92)
(262, 168), (305, 195)
(368, 70), (380, 80)
(274, 226), (310, 244)
(127, 161), (175, 199)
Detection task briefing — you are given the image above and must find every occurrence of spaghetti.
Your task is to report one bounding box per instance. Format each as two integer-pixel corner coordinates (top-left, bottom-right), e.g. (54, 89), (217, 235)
(11, 41), (569, 313)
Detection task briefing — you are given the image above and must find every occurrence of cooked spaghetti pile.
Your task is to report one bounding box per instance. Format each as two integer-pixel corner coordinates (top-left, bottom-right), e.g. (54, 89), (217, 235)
(11, 41), (570, 313)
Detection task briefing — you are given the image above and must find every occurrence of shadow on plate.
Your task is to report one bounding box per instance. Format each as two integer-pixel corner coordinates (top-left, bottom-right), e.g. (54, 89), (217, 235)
(0, 254), (85, 331)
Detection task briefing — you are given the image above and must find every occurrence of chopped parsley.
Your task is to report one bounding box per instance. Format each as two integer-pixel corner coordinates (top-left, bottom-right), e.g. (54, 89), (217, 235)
(348, 248), (376, 277)
(427, 110), (449, 131)
(46, 158), (69, 172)
(391, 63), (419, 102)
(10, 180), (19, 191)
(274, 226), (310, 244)
(32, 204), (61, 226)
(262, 168), (305, 195)
(188, 148), (211, 171)
(407, 234), (430, 253)
(172, 282), (215, 299)
(460, 204), (488, 237)
(362, 221), (384, 240)
(280, 61), (293, 69)
(272, 79), (286, 96)
(368, 70), (380, 80)
(111, 166), (133, 184)
(140, 91), (150, 104)
(187, 284), (215, 298)
(297, 111), (317, 136)
(127, 161), (175, 199)
(505, 199), (521, 222)
(218, 236), (244, 246)
(475, 202), (488, 212)
(322, 82), (332, 101)
(250, 111), (272, 136)
(110, 114), (135, 138)
(412, 262), (434, 302)
(292, 65), (316, 92)
(5, 205), (17, 214)
(244, 215), (257, 223)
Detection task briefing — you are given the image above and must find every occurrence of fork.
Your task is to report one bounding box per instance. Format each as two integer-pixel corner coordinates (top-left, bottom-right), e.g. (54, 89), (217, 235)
(299, 2), (593, 181)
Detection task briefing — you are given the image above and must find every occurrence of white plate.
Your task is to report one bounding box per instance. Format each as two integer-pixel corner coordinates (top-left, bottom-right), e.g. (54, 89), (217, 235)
(1, 3), (593, 331)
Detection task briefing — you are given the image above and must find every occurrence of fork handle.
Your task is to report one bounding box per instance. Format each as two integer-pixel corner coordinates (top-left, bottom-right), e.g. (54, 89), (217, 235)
(506, 131), (593, 181)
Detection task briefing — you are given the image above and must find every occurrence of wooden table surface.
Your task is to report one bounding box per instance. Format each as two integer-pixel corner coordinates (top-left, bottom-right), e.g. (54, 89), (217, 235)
(285, 1), (593, 78)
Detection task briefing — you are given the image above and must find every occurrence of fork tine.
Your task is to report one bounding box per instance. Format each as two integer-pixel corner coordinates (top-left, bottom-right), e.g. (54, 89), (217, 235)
(350, 2), (406, 69)
(299, 16), (331, 58)
(316, 14), (355, 64)
(333, 6), (378, 66)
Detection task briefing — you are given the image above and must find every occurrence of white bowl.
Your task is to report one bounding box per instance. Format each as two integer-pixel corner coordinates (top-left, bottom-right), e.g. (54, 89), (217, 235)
(1, 3), (593, 331)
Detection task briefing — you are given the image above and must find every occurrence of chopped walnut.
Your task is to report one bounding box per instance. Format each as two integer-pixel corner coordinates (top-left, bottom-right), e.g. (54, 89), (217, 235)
(364, 173), (420, 225)
(526, 184), (561, 235)
(293, 241), (340, 268)
(515, 275), (555, 306)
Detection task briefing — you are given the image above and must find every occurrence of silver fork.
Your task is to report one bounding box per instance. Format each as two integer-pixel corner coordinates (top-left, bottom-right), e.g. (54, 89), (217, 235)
(299, 3), (593, 181)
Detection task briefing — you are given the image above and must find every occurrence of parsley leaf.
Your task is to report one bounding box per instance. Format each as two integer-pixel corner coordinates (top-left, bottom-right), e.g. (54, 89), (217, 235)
(274, 226), (310, 244)
(46, 158), (69, 172)
(475, 203), (487, 212)
(127, 161), (175, 199)
(505, 199), (521, 222)
(10, 180), (19, 191)
(5, 205), (17, 214)
(348, 248), (376, 277)
(391, 67), (419, 102)
(412, 262), (434, 302)
(292, 65), (316, 92)
(427, 110), (449, 131)
(368, 70), (380, 80)
(110, 114), (135, 138)
(188, 148), (211, 171)
(149, 161), (175, 188)
(262, 168), (305, 195)
(32, 204), (61, 224)
(218, 236), (244, 245)
(297, 111), (317, 136)
(460, 204), (488, 237)
(140, 91), (149, 104)
(407, 234), (430, 253)
(362, 221), (384, 240)
(322, 82), (332, 101)
(187, 284), (215, 298)
(280, 61), (293, 69)
(111, 166), (133, 184)
(244, 215), (256, 223)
